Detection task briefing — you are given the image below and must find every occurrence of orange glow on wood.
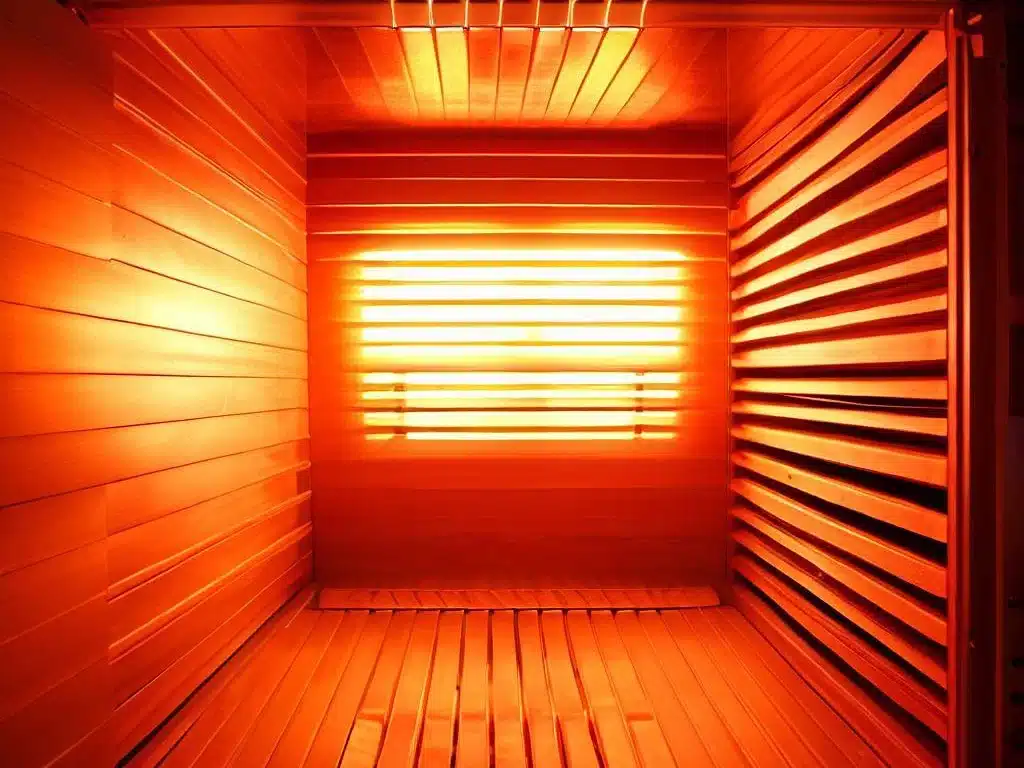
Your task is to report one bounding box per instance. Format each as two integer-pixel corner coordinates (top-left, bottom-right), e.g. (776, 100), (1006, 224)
(354, 249), (688, 440)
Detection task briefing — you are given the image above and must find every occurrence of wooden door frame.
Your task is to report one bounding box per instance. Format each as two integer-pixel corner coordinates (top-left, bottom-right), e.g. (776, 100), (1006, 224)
(947, 4), (1009, 767)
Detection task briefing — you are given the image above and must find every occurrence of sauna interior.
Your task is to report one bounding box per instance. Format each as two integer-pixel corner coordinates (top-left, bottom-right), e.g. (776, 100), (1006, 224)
(1, 0), (1016, 767)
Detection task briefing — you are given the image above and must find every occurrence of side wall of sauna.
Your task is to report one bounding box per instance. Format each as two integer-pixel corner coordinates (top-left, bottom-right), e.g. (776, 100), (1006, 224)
(726, 28), (951, 767)
(0, 5), (311, 765)
(306, 128), (731, 590)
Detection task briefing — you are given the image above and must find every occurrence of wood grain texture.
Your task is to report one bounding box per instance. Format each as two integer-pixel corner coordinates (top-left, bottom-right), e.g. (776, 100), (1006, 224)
(727, 30), (950, 763)
(308, 131), (729, 589)
(0, 5), (309, 766)
(128, 602), (888, 768)
(306, 26), (726, 131)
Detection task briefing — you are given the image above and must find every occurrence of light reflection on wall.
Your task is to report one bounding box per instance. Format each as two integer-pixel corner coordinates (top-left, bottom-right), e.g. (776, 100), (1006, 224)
(354, 249), (688, 441)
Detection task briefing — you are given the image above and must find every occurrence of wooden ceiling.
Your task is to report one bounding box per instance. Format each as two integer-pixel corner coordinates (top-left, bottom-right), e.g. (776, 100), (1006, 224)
(307, 26), (725, 130)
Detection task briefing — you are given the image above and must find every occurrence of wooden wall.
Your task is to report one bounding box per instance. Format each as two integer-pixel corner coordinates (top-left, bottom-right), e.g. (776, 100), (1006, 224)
(307, 128), (730, 590)
(727, 29), (950, 767)
(0, 4), (310, 765)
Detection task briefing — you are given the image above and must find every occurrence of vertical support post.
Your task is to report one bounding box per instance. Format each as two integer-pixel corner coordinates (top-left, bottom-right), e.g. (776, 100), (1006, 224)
(947, 6), (1009, 767)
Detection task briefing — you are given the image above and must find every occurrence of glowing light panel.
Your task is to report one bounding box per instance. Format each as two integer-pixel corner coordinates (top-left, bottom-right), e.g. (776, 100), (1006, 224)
(354, 249), (687, 441)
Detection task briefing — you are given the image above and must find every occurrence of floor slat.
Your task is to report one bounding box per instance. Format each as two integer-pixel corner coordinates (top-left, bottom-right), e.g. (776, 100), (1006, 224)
(132, 601), (884, 768)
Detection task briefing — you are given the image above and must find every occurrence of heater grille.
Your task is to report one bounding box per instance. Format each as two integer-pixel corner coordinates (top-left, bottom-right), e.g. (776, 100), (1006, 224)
(352, 249), (689, 441)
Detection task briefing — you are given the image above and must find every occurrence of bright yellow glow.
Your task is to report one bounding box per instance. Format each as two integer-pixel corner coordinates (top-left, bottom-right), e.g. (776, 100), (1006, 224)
(362, 372), (683, 385)
(364, 411), (677, 428)
(360, 304), (682, 323)
(372, 431), (676, 441)
(354, 248), (686, 442)
(360, 344), (681, 365)
(356, 249), (686, 262)
(359, 284), (681, 301)
(361, 326), (681, 343)
(360, 266), (683, 282)
(361, 389), (679, 402)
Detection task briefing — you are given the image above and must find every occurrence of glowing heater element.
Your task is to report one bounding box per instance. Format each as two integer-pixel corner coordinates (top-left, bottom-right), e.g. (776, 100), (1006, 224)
(354, 249), (688, 441)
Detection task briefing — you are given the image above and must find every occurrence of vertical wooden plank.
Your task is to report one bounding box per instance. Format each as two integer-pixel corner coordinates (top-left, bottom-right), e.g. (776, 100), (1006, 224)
(491, 611), (528, 768)
(495, 28), (534, 123)
(267, 611), (370, 767)
(358, 28), (418, 122)
(565, 611), (641, 767)
(541, 612), (601, 768)
(162, 608), (317, 768)
(546, 29), (603, 121)
(569, 28), (638, 122)
(339, 611), (417, 768)
(468, 27), (500, 122)
(516, 611), (562, 767)
(521, 28), (568, 123)
(417, 611), (463, 768)
(658, 611), (791, 768)
(610, 612), (717, 768)
(376, 611), (440, 768)
(455, 611), (490, 768)
(435, 29), (469, 121)
(304, 612), (392, 768)
(401, 29), (444, 122)
(637, 611), (753, 767)
(591, 28), (675, 124)
(231, 612), (344, 766)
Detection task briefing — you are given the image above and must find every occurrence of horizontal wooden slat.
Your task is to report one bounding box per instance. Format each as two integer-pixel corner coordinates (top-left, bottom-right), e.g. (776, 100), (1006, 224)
(732, 376), (947, 401)
(0, 409), (309, 507)
(732, 210), (948, 301)
(732, 88), (948, 243)
(733, 478), (945, 596)
(732, 423), (947, 487)
(308, 205), (728, 235)
(732, 329), (947, 369)
(734, 250), (947, 324)
(0, 374), (307, 438)
(0, 302), (307, 378)
(0, 91), (112, 202)
(731, 29), (897, 170)
(0, 594), (107, 722)
(0, 539), (106, 643)
(114, 144), (306, 288)
(733, 293), (947, 345)
(111, 530), (312, 707)
(733, 586), (944, 768)
(318, 587), (719, 610)
(733, 555), (946, 737)
(308, 178), (729, 208)
(734, 31), (945, 217)
(732, 399), (947, 437)
(109, 502), (311, 657)
(733, 150), (948, 278)
(733, 506), (946, 645)
(108, 33), (304, 222)
(0, 232), (307, 351)
(732, 449), (946, 542)
(0, 160), (112, 260)
(0, 488), (107, 577)
(109, 469), (307, 594)
(307, 154), (726, 181)
(115, 102), (305, 258)
(731, 545), (945, 687)
(112, 208), (307, 319)
(111, 555), (312, 755)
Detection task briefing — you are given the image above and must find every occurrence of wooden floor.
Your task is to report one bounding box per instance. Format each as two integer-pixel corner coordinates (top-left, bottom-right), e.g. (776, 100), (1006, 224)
(130, 587), (886, 768)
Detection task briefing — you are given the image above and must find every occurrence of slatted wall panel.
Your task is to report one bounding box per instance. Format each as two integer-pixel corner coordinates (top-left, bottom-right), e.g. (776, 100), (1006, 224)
(727, 29), (950, 767)
(102, 27), (311, 761)
(307, 129), (730, 590)
(0, 5), (118, 765)
(306, 25), (725, 130)
(0, 5), (311, 764)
